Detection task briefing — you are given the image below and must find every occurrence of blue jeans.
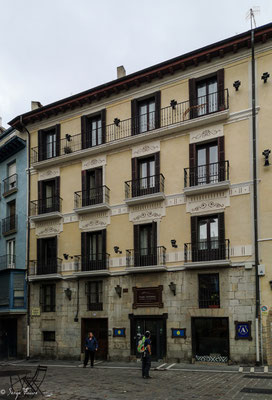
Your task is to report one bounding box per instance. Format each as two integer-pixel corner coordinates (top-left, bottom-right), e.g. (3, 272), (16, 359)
(142, 353), (151, 377)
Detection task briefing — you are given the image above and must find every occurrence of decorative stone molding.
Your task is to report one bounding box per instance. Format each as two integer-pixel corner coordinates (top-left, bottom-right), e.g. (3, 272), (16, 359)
(186, 190), (229, 214)
(38, 168), (60, 181)
(132, 141), (160, 158)
(79, 211), (110, 231)
(129, 202), (165, 222)
(230, 245), (252, 257)
(166, 195), (186, 207)
(190, 124), (223, 144)
(111, 207), (128, 216)
(36, 220), (63, 237)
(63, 214), (79, 223)
(230, 185), (250, 196)
(82, 155), (106, 170)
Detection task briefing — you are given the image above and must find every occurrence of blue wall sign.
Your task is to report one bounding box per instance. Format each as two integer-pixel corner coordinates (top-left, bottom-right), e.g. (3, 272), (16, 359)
(235, 321), (252, 340)
(113, 328), (126, 337)
(171, 328), (186, 338)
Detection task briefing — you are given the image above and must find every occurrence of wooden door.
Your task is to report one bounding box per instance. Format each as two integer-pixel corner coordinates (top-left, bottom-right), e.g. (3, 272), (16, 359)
(81, 318), (108, 360)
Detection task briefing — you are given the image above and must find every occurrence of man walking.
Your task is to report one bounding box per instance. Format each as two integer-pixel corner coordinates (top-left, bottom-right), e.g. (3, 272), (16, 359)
(142, 330), (152, 379)
(83, 331), (98, 368)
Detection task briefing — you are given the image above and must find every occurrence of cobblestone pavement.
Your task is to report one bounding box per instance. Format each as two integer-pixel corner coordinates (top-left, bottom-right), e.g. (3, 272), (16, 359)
(1, 361), (272, 400)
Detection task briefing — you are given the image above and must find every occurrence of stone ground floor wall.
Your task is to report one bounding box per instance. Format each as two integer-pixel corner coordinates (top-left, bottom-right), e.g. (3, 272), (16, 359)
(29, 266), (257, 364)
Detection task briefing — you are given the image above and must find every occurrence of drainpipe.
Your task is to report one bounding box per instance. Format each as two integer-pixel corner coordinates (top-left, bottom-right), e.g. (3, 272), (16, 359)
(250, 25), (261, 365)
(20, 116), (31, 359)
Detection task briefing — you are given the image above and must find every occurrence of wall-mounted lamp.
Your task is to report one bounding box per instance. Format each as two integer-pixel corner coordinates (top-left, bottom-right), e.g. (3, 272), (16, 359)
(261, 72), (270, 83)
(115, 285), (122, 298)
(170, 99), (177, 110)
(114, 246), (122, 254)
(64, 287), (72, 301)
(114, 118), (120, 126)
(169, 282), (176, 296)
(171, 239), (178, 248)
(262, 149), (271, 166)
(233, 80), (241, 91)
(66, 134), (72, 142)
(63, 253), (69, 260)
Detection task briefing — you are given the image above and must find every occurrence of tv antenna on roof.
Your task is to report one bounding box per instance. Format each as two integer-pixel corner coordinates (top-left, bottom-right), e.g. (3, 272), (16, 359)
(246, 7), (260, 30)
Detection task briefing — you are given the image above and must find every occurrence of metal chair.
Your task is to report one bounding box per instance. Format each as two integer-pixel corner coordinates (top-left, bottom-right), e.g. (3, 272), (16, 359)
(22, 365), (47, 398)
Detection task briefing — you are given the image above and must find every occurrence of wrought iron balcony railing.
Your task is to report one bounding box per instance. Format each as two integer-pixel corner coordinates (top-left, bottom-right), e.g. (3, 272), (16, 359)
(199, 290), (220, 308)
(184, 239), (230, 263)
(29, 258), (62, 275)
(3, 174), (18, 195)
(2, 215), (18, 235)
(184, 161), (229, 188)
(30, 196), (62, 216)
(74, 254), (110, 272)
(31, 89), (229, 164)
(125, 174), (165, 199)
(74, 186), (110, 208)
(0, 254), (16, 271)
(126, 246), (166, 267)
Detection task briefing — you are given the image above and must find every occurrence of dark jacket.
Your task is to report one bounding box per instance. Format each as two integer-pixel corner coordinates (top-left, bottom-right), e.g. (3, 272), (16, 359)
(85, 336), (98, 351)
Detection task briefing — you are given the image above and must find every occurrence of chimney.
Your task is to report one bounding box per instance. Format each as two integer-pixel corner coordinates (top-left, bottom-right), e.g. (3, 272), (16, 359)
(31, 101), (43, 110)
(117, 66), (126, 79)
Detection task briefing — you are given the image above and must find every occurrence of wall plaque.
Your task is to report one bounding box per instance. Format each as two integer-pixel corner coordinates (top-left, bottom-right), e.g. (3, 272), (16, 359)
(113, 328), (126, 337)
(235, 321), (252, 340)
(132, 286), (163, 309)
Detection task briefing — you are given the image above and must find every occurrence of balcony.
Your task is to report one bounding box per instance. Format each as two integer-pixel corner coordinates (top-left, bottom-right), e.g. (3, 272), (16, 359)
(184, 240), (230, 269)
(31, 89), (229, 167)
(125, 174), (165, 205)
(30, 196), (63, 222)
(0, 254), (16, 271)
(74, 254), (110, 276)
(2, 215), (17, 236)
(29, 258), (62, 279)
(126, 246), (166, 273)
(3, 174), (18, 197)
(74, 186), (110, 214)
(184, 161), (230, 195)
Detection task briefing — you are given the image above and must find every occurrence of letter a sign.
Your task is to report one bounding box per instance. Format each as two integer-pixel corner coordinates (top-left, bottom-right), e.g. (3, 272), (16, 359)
(235, 321), (252, 340)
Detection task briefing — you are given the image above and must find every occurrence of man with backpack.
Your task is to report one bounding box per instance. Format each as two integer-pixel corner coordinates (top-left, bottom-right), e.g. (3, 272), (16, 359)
(140, 331), (152, 379)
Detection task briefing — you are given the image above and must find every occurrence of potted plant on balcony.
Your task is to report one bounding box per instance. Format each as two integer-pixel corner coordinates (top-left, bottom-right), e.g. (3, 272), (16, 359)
(64, 146), (72, 154)
(209, 293), (220, 308)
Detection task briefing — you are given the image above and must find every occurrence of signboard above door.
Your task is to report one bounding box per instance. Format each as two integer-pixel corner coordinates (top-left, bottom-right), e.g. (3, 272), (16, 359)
(132, 286), (163, 308)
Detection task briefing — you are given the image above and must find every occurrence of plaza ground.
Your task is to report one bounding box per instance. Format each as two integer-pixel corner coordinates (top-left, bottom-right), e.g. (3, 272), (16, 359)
(1, 360), (272, 400)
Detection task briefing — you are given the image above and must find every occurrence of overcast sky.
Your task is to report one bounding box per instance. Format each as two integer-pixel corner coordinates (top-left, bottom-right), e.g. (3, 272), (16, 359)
(1, 0), (272, 128)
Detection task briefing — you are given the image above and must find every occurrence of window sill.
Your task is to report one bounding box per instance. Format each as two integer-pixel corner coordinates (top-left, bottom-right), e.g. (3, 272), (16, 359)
(125, 192), (165, 206)
(184, 180), (230, 196)
(74, 203), (110, 214)
(30, 211), (63, 222)
(184, 260), (231, 269)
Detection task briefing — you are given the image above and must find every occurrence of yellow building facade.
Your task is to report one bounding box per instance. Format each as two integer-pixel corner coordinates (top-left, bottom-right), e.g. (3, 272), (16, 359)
(10, 23), (272, 364)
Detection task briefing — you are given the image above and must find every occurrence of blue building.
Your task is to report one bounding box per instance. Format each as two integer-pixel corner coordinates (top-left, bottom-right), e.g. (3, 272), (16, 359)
(0, 127), (27, 358)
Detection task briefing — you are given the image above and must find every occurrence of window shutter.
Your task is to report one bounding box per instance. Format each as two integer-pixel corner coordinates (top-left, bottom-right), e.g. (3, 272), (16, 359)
(37, 238), (43, 265)
(38, 130), (43, 161)
(218, 136), (225, 181)
(191, 216), (198, 262)
(217, 69), (225, 110)
(55, 124), (60, 157)
(131, 157), (138, 197)
(81, 232), (88, 271)
(152, 221), (157, 250)
(154, 152), (161, 191)
(218, 213), (225, 259)
(134, 224), (140, 267)
(55, 177), (60, 211)
(101, 109), (106, 144)
(51, 284), (56, 311)
(131, 99), (138, 135)
(154, 91), (161, 129)
(189, 78), (197, 119)
(53, 237), (57, 260)
(38, 181), (43, 214)
(39, 285), (44, 307)
(82, 170), (87, 207)
(102, 230), (107, 266)
(189, 143), (197, 186)
(81, 116), (87, 149)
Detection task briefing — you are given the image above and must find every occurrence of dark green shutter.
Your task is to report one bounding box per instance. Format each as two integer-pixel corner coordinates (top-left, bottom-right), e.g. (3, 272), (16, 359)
(191, 216), (198, 262)
(82, 170), (87, 206)
(81, 116), (87, 149)
(217, 69), (225, 110)
(189, 78), (197, 119)
(101, 109), (106, 144)
(38, 130), (43, 161)
(55, 124), (60, 156)
(189, 143), (197, 186)
(131, 99), (138, 135)
(218, 136), (225, 181)
(154, 91), (161, 129)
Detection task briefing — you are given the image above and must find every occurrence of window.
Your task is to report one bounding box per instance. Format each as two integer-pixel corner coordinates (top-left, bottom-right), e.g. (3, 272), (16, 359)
(189, 137), (225, 186)
(199, 274), (220, 308)
(81, 110), (106, 149)
(4, 162), (17, 193)
(134, 222), (157, 266)
(43, 331), (55, 341)
(38, 177), (60, 214)
(13, 273), (25, 308)
(5, 200), (16, 233)
(37, 237), (58, 275)
(81, 168), (103, 206)
(131, 152), (161, 197)
(191, 214), (225, 262)
(81, 230), (107, 271)
(6, 239), (15, 268)
(189, 69), (224, 119)
(131, 91), (161, 135)
(86, 281), (103, 311)
(38, 125), (60, 161)
(40, 284), (56, 312)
